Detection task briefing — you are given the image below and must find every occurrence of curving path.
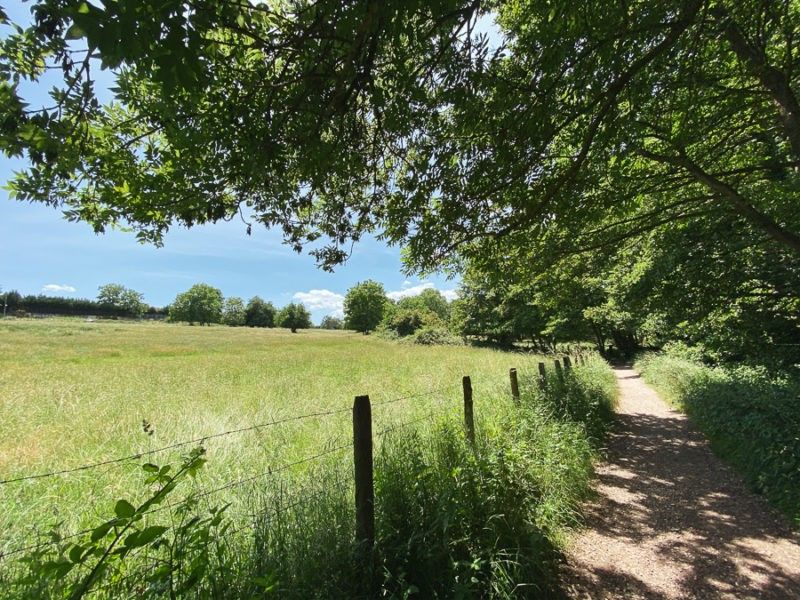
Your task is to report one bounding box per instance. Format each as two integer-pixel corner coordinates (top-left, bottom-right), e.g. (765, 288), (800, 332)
(561, 366), (800, 599)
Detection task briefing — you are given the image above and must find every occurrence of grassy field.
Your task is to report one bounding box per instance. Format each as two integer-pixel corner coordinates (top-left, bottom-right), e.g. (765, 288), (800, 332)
(0, 318), (617, 598)
(0, 320), (545, 544)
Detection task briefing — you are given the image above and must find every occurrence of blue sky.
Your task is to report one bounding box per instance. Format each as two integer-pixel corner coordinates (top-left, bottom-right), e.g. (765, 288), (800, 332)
(0, 161), (458, 321)
(0, 2), (467, 323)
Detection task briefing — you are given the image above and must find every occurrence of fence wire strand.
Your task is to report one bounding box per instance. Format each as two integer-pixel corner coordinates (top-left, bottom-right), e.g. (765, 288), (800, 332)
(1, 382), (460, 563)
(0, 406), (352, 485)
(0, 442), (350, 560)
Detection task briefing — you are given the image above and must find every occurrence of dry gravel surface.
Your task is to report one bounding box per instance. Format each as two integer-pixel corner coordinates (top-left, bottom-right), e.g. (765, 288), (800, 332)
(561, 366), (800, 599)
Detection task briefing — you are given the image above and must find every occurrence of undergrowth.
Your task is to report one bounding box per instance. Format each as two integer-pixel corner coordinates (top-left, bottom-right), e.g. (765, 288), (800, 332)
(1, 356), (616, 598)
(636, 353), (800, 526)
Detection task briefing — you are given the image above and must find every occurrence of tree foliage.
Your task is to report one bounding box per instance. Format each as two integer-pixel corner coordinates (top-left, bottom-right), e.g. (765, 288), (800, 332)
(396, 289), (450, 321)
(244, 296), (276, 328)
(97, 283), (147, 317)
(319, 315), (343, 330)
(276, 302), (312, 333)
(169, 284), (223, 325)
(3, 0), (800, 360)
(222, 296), (246, 326)
(344, 280), (387, 333)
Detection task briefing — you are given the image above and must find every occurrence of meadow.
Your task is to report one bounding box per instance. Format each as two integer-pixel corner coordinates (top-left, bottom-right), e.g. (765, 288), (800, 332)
(0, 319), (616, 598)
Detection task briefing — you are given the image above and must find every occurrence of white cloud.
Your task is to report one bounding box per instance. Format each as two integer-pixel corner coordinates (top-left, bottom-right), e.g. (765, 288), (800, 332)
(387, 282), (435, 301)
(441, 289), (459, 302)
(387, 282), (458, 302)
(42, 284), (76, 294)
(293, 289), (345, 317)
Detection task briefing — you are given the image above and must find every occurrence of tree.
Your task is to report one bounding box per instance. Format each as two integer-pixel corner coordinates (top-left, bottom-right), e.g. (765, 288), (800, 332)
(320, 315), (343, 330)
(222, 297), (246, 326)
(386, 308), (441, 337)
(277, 303), (312, 333)
(4, 1), (800, 271)
(397, 289), (450, 321)
(169, 284), (223, 325)
(5, 1), (800, 364)
(97, 284), (147, 317)
(344, 281), (387, 333)
(245, 296), (276, 328)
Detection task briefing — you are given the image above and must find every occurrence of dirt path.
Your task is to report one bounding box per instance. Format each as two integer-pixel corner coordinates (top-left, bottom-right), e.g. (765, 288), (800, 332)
(561, 366), (800, 599)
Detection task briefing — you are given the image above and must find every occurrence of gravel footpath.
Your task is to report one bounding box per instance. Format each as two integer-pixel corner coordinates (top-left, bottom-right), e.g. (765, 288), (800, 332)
(561, 366), (800, 599)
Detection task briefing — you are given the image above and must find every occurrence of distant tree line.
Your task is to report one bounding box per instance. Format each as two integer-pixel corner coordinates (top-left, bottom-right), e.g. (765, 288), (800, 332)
(2, 285), (165, 319)
(168, 284), (313, 332)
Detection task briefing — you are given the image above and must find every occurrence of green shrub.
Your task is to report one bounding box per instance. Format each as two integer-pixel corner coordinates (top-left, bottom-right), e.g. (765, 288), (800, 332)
(636, 353), (800, 525)
(386, 308), (441, 337)
(411, 326), (463, 346)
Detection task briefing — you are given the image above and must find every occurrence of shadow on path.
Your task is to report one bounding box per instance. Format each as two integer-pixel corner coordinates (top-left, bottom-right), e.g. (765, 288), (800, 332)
(561, 368), (800, 599)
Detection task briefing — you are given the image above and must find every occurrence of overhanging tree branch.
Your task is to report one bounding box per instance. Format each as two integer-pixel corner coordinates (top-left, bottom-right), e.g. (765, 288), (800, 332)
(637, 146), (800, 253)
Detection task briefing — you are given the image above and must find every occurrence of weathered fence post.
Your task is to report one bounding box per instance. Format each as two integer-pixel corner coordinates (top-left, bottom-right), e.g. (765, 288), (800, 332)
(509, 368), (520, 402)
(353, 395), (374, 550)
(563, 356), (572, 371)
(462, 376), (475, 445)
(554, 359), (563, 380)
(538, 362), (547, 387)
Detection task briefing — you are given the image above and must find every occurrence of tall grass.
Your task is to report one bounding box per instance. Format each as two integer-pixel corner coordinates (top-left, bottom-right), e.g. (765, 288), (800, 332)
(636, 353), (800, 525)
(0, 320), (617, 597)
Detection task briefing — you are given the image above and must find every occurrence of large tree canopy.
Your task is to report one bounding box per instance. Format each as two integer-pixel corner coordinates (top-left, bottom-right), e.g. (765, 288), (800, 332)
(4, 0), (799, 362)
(2, 0), (799, 276)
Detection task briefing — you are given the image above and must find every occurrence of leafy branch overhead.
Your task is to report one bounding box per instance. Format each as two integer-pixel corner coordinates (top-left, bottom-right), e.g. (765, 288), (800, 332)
(2, 0), (800, 272)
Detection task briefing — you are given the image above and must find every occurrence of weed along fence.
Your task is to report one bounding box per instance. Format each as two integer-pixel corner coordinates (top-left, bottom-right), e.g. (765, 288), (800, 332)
(350, 352), (588, 552)
(0, 351), (593, 596)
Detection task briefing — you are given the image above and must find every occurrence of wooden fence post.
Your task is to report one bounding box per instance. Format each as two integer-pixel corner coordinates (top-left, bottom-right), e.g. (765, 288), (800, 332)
(462, 376), (475, 445)
(554, 359), (563, 380)
(509, 368), (520, 402)
(563, 356), (572, 370)
(353, 395), (374, 550)
(538, 362), (547, 387)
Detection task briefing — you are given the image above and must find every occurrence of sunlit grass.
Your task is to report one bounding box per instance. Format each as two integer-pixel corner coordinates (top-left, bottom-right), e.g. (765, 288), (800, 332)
(0, 318), (550, 551)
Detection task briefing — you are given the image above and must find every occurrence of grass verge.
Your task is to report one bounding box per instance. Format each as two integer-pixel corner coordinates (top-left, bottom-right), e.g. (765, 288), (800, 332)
(636, 353), (800, 526)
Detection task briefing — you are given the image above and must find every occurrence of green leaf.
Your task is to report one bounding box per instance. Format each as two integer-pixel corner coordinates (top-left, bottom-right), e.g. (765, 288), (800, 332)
(68, 544), (83, 563)
(91, 521), (114, 541)
(142, 463), (159, 473)
(65, 24), (86, 40)
(135, 525), (169, 546)
(114, 499), (136, 519)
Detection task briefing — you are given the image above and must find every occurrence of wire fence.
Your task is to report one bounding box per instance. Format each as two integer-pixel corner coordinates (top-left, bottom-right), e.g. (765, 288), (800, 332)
(0, 383), (462, 561)
(0, 351), (593, 592)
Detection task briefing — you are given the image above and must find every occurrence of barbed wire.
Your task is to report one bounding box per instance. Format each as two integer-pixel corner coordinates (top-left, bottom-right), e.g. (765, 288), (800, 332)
(0, 406), (353, 485)
(1, 383), (459, 562)
(375, 410), (440, 438)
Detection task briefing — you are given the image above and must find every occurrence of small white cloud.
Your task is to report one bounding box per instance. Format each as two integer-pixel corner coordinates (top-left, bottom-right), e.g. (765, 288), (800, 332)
(42, 284), (76, 294)
(387, 282), (434, 301)
(293, 289), (345, 315)
(387, 282), (459, 302)
(441, 289), (459, 302)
